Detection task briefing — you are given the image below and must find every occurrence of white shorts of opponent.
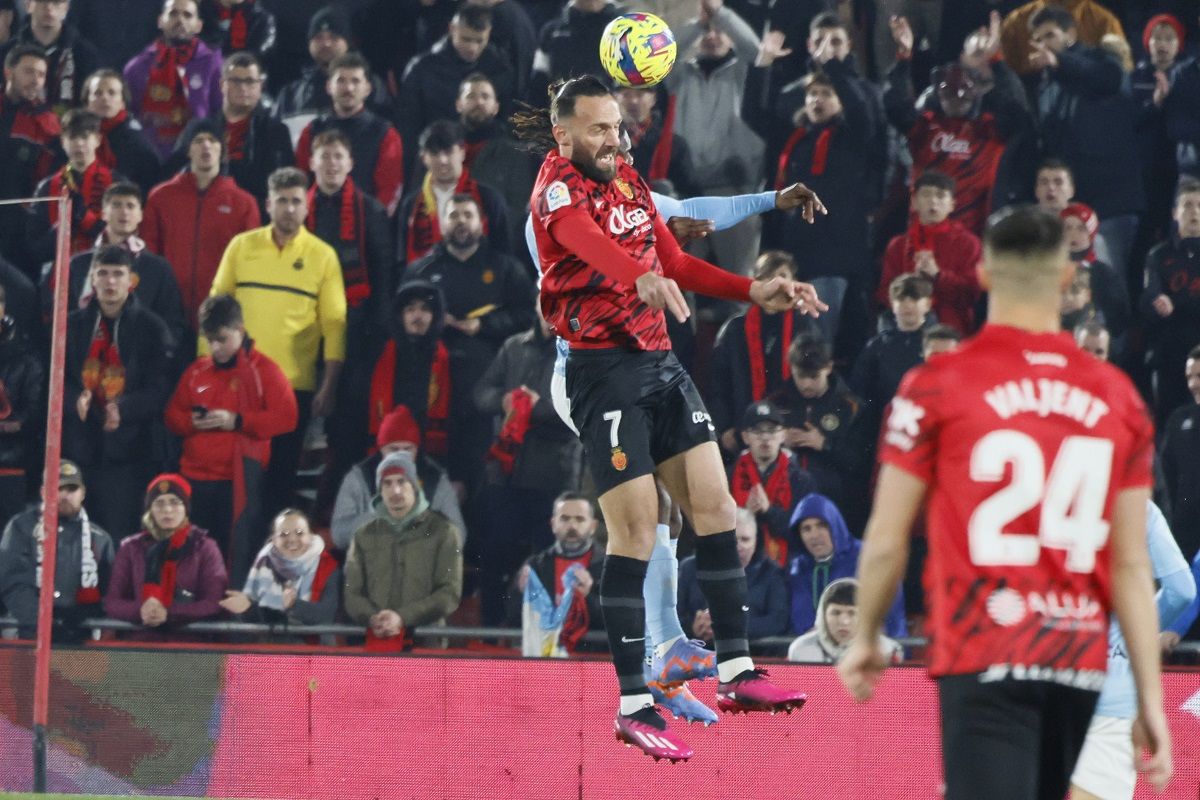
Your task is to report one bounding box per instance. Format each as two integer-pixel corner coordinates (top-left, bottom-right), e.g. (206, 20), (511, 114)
(550, 370), (579, 436)
(1071, 714), (1135, 800)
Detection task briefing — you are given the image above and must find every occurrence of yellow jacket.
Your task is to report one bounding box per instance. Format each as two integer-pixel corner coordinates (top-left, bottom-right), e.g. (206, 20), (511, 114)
(210, 226), (347, 392)
(1001, 0), (1125, 76)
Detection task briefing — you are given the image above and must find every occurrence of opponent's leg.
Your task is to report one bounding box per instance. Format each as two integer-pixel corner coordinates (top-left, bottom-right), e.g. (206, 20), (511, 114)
(658, 442), (806, 715)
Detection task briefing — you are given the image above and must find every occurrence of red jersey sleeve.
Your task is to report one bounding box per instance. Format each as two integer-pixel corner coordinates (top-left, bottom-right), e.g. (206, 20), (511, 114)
(534, 167), (590, 229)
(878, 362), (943, 484)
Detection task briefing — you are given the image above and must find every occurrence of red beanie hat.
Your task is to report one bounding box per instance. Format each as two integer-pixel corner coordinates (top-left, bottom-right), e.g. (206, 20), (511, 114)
(1143, 14), (1185, 54)
(1061, 203), (1099, 241)
(145, 473), (193, 513)
(376, 405), (422, 449)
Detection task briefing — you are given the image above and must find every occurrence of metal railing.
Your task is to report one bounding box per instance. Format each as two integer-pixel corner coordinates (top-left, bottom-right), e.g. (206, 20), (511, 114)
(3, 616), (1197, 657)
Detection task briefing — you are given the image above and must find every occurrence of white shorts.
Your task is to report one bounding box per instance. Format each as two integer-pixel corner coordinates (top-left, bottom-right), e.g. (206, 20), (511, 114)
(1071, 714), (1135, 800)
(550, 370), (579, 436)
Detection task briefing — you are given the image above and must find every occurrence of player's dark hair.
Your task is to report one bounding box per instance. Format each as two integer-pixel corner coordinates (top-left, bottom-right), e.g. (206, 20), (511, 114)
(93, 245), (134, 269)
(923, 324), (961, 349)
(102, 181), (142, 206)
(554, 491), (596, 518)
(453, 4), (492, 31)
(825, 581), (856, 607)
(511, 75), (613, 152)
(1029, 6), (1075, 33)
(268, 166), (309, 194)
(199, 294), (244, 335)
(788, 333), (833, 372)
(61, 109), (101, 138)
(4, 43), (46, 73)
(809, 11), (848, 37)
(328, 51), (370, 77)
(754, 250), (796, 281)
(984, 205), (1066, 259)
(889, 273), (934, 301)
(914, 169), (955, 195)
(447, 192), (481, 212)
(223, 51), (262, 75)
(1036, 158), (1074, 181)
(83, 68), (131, 106)
(419, 119), (465, 152)
(1176, 177), (1200, 202)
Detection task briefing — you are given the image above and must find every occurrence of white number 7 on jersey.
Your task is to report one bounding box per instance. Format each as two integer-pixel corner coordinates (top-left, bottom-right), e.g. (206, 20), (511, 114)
(968, 431), (1113, 573)
(603, 410), (622, 449)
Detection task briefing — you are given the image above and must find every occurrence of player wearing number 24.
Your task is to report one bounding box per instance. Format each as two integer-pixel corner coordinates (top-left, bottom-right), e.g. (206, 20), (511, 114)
(838, 206), (1171, 800)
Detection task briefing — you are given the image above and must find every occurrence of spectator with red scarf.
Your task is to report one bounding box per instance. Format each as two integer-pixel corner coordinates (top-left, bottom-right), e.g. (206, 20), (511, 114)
(509, 492), (605, 649)
(876, 170), (982, 334)
(474, 303), (582, 625)
(884, 17), (1029, 236)
(123, 0), (224, 158)
(103, 474), (228, 639)
(199, 0), (275, 61)
(0, 0), (99, 113)
(164, 294), (297, 585)
(306, 128), (392, 485)
(64, 246), (174, 538)
(406, 194), (532, 490)
(28, 109), (117, 262)
(367, 280), (451, 462)
(709, 250), (818, 455)
(168, 52), (293, 212)
(83, 69), (162, 196)
(294, 52), (403, 214)
(218, 508), (340, 628)
(615, 85), (695, 197)
(728, 402), (816, 568)
(0, 45), (60, 272)
(396, 119), (509, 267)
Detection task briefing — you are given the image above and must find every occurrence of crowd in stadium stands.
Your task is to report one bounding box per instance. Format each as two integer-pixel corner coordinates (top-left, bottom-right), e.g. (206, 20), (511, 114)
(1, 0), (1200, 657)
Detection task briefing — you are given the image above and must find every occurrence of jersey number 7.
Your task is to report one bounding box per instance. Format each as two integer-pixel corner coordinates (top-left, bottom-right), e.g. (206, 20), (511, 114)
(968, 431), (1113, 574)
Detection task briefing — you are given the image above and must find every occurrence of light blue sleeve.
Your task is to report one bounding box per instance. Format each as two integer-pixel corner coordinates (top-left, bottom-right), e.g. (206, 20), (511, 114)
(524, 214), (538, 268)
(665, 192), (777, 231)
(1146, 500), (1195, 630)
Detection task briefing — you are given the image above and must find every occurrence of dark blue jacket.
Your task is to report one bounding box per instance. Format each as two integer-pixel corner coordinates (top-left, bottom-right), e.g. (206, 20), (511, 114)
(787, 493), (906, 638)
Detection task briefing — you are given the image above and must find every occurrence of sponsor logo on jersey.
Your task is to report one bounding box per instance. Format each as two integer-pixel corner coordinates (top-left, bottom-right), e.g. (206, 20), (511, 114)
(984, 587), (1103, 630)
(930, 131), (972, 156)
(883, 397), (926, 451)
(608, 204), (651, 236)
(545, 180), (571, 212)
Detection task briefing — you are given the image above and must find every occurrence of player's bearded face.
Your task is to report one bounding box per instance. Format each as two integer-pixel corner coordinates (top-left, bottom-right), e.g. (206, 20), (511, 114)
(563, 96), (622, 182)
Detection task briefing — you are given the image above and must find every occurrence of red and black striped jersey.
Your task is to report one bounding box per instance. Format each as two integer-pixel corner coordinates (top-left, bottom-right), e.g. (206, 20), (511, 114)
(880, 325), (1154, 683)
(531, 151), (670, 351)
(906, 112), (1006, 236)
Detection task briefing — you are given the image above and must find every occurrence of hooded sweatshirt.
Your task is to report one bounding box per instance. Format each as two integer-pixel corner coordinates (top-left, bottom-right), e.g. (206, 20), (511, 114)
(787, 577), (904, 664)
(787, 493), (907, 637)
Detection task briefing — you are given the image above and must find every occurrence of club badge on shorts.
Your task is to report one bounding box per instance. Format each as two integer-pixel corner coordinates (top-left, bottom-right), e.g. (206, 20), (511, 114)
(615, 178), (634, 200)
(611, 447), (628, 471)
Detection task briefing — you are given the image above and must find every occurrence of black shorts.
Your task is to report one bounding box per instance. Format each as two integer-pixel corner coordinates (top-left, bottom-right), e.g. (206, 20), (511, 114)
(938, 673), (1099, 800)
(564, 348), (714, 495)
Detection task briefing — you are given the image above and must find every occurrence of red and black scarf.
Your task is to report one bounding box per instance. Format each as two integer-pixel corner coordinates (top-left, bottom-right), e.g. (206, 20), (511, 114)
(776, 124), (835, 188)
(142, 38), (198, 144)
(368, 340), (451, 458)
(217, 1), (251, 51)
(730, 449), (795, 567)
(486, 387), (534, 475)
(49, 160), (114, 254)
(96, 110), (128, 170)
(744, 306), (792, 402)
(141, 524), (194, 607)
(224, 116), (250, 162)
(405, 169), (487, 264)
(556, 550), (594, 653)
(81, 315), (126, 405)
(307, 178), (371, 308)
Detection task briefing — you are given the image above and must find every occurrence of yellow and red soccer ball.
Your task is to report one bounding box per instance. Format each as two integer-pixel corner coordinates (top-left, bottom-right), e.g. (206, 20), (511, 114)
(599, 12), (678, 88)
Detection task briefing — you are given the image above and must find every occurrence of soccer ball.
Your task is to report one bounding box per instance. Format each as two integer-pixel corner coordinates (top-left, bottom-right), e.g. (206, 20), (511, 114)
(599, 12), (677, 88)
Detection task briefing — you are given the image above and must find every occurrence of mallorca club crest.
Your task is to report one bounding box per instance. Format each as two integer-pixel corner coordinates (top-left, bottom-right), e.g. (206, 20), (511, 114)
(614, 178), (634, 200)
(611, 447), (628, 471)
